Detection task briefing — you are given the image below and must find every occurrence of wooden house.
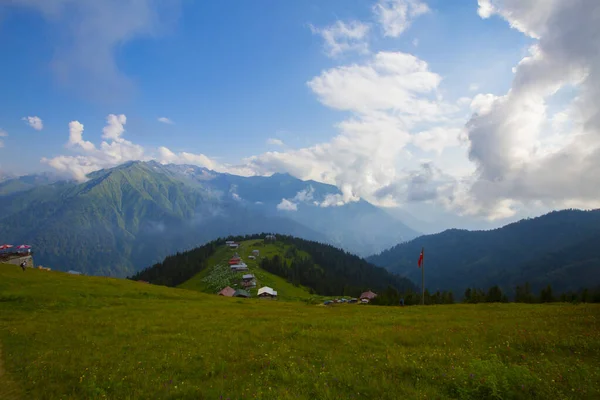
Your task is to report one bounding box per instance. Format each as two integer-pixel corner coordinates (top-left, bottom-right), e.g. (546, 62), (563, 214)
(258, 286), (278, 299)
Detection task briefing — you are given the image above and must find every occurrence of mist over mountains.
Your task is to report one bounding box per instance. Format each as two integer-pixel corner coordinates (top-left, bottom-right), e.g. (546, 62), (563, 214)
(0, 161), (418, 276)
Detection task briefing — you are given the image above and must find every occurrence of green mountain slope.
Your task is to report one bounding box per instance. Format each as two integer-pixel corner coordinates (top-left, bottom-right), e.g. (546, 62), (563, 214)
(131, 234), (417, 298)
(0, 163), (324, 276)
(367, 209), (600, 295)
(0, 172), (60, 196)
(154, 163), (421, 256)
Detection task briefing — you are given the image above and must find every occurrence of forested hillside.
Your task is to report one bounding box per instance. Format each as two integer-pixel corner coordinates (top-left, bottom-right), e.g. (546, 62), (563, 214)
(259, 236), (416, 296)
(0, 161), (417, 275)
(368, 209), (600, 295)
(131, 234), (417, 297)
(0, 163), (323, 276)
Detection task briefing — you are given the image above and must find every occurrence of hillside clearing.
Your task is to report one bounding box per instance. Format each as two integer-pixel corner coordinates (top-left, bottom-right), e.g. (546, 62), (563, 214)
(1, 264), (599, 399)
(178, 239), (316, 300)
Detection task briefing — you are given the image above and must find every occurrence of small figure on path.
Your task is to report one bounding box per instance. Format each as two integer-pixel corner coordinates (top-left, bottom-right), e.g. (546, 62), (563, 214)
(400, 298), (404, 307)
(20, 261), (26, 271)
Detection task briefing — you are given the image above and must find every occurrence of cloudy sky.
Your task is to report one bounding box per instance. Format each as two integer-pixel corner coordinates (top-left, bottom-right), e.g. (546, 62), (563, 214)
(0, 0), (598, 228)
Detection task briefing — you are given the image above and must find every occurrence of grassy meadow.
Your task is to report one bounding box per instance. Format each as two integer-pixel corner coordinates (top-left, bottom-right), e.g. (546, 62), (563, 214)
(1, 263), (600, 400)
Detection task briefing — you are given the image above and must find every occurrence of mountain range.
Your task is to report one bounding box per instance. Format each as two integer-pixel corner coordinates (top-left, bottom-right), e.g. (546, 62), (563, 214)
(0, 161), (418, 276)
(367, 209), (600, 296)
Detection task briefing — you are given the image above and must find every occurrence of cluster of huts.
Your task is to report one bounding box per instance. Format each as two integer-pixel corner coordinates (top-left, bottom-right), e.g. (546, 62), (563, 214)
(219, 242), (277, 299)
(218, 285), (278, 299)
(324, 290), (378, 306)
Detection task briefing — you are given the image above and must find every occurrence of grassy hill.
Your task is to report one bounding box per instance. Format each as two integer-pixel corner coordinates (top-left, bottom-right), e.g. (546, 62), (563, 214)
(178, 239), (316, 301)
(1, 263), (600, 399)
(132, 234), (417, 299)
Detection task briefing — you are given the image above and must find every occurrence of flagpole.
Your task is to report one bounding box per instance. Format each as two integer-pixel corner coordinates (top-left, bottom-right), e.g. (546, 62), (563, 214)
(421, 247), (425, 305)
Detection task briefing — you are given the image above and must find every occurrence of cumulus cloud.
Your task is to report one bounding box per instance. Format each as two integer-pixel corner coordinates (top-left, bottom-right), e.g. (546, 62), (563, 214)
(156, 146), (219, 171)
(22, 116), (43, 131)
(5, 0), (179, 99)
(373, 0), (430, 38)
(233, 50), (464, 207)
(277, 198), (298, 211)
(67, 121), (95, 151)
(42, 114), (146, 181)
(411, 127), (464, 154)
(310, 20), (370, 57)
(158, 117), (174, 124)
(454, 0), (600, 218)
(266, 138), (284, 146)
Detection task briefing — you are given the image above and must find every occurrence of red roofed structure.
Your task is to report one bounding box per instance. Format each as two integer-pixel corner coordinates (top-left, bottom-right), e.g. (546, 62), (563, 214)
(360, 291), (377, 300)
(228, 257), (241, 265)
(218, 286), (236, 297)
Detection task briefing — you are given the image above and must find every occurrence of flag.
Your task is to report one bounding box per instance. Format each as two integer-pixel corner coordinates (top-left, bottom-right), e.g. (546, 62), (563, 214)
(418, 249), (423, 268)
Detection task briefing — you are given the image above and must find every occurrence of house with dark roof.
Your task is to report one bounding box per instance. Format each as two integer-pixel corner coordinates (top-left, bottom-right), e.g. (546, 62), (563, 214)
(230, 263), (249, 272)
(234, 289), (251, 298)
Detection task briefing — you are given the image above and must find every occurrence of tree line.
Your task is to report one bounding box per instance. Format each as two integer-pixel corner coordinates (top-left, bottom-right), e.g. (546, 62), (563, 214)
(259, 237), (416, 297)
(463, 283), (600, 304)
(370, 283), (600, 306)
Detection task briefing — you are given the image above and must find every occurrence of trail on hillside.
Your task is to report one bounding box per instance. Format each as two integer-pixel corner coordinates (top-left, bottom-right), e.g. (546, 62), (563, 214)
(0, 342), (23, 400)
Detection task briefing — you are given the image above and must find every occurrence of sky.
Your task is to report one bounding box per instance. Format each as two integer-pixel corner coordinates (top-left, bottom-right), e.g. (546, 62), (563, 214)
(0, 0), (598, 229)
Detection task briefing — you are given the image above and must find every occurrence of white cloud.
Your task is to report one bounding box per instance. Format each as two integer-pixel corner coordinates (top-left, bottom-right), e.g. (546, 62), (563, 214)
(469, 83), (479, 92)
(266, 138), (284, 146)
(277, 198), (298, 211)
(292, 186), (315, 202)
(42, 114), (146, 181)
(67, 121), (95, 152)
(5, 0), (179, 99)
(156, 146), (219, 171)
(158, 117), (174, 125)
(453, 0), (600, 219)
(22, 116), (43, 131)
(102, 114), (127, 140)
(234, 51), (464, 207)
(310, 20), (370, 57)
(412, 127), (464, 154)
(307, 52), (446, 116)
(373, 0), (430, 38)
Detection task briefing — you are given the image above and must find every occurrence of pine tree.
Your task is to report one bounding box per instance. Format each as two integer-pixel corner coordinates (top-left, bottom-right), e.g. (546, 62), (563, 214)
(464, 288), (472, 303)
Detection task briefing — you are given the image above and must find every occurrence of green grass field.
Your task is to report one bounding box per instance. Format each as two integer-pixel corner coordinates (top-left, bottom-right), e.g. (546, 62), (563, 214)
(178, 240), (316, 301)
(1, 263), (599, 400)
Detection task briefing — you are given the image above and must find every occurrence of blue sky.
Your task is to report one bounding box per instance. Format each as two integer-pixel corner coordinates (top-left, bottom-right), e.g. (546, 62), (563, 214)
(0, 0), (527, 171)
(0, 0), (596, 226)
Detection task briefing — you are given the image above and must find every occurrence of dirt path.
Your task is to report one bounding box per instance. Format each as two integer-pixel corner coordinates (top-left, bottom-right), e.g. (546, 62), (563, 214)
(0, 342), (23, 400)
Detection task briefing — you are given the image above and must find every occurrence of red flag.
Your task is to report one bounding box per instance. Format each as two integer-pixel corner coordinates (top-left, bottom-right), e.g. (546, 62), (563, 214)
(418, 249), (423, 268)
